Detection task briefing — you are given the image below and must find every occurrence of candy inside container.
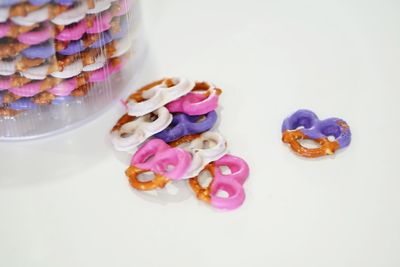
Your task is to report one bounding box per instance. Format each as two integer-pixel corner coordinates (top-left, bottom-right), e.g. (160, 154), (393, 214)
(0, 0), (143, 140)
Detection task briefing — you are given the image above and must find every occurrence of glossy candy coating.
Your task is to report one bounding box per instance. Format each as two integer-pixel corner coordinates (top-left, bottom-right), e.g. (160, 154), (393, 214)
(126, 77), (195, 116)
(169, 131), (228, 179)
(282, 109), (351, 158)
(189, 154), (249, 210)
(125, 139), (192, 190)
(154, 111), (217, 143)
(166, 82), (222, 115)
(111, 107), (173, 152)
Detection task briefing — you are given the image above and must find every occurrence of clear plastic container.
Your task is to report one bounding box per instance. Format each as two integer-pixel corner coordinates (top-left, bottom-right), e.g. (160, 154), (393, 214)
(0, 0), (143, 140)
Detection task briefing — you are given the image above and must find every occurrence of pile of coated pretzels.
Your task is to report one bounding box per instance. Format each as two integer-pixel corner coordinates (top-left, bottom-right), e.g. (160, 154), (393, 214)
(0, 0), (132, 116)
(110, 77), (250, 211)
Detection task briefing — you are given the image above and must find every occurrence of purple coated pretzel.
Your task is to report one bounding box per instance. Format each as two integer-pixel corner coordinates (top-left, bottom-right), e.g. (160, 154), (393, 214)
(282, 109), (351, 157)
(154, 111), (217, 143)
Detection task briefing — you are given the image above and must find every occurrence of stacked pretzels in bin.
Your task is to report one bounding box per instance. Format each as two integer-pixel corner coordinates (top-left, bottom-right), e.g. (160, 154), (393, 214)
(110, 77), (250, 211)
(0, 0), (133, 116)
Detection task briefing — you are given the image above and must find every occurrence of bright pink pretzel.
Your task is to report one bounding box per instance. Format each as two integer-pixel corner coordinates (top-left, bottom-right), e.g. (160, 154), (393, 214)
(166, 85), (221, 115)
(189, 154), (250, 210)
(131, 139), (191, 180)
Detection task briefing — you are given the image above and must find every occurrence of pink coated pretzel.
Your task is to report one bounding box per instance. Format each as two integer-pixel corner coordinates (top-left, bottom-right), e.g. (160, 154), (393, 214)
(89, 56), (126, 82)
(166, 82), (222, 115)
(17, 23), (53, 45)
(0, 22), (10, 38)
(126, 139), (192, 191)
(0, 77), (12, 90)
(189, 154), (249, 210)
(56, 19), (88, 41)
(86, 10), (112, 34)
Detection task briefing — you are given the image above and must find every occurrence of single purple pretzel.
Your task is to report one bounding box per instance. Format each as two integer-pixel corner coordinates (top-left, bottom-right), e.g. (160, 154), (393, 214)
(154, 111), (217, 143)
(282, 109), (351, 157)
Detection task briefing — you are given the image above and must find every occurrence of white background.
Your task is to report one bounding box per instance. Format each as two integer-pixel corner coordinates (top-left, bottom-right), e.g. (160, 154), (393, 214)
(1, 0), (400, 266)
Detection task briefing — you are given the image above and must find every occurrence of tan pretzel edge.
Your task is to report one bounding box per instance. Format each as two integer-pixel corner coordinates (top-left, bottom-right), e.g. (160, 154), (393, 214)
(188, 163), (215, 203)
(126, 78), (175, 103)
(192, 82), (222, 96)
(282, 130), (340, 158)
(125, 165), (170, 191)
(111, 113), (136, 132)
(168, 133), (201, 147)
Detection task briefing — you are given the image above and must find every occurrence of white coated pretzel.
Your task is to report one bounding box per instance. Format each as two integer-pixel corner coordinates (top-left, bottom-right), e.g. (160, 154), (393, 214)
(19, 41), (129, 80)
(0, 56), (19, 76)
(126, 77), (195, 117)
(111, 107), (173, 152)
(11, 6), (49, 26)
(0, 6), (9, 23)
(87, 0), (116, 14)
(51, 1), (88, 25)
(172, 131), (228, 179)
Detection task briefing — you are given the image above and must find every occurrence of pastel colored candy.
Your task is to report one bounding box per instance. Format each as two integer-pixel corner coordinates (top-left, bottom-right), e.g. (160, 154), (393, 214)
(167, 84), (221, 115)
(54, 0), (75, 6)
(86, 10), (112, 34)
(154, 111), (217, 143)
(52, 1), (88, 25)
(0, 0), (20, 7)
(21, 41), (55, 59)
(87, 0), (113, 14)
(21, 63), (50, 80)
(9, 81), (41, 97)
(111, 107), (173, 152)
(111, 35), (131, 58)
(127, 78), (195, 117)
(131, 138), (192, 180)
(90, 30), (113, 48)
(210, 155), (249, 210)
(282, 109), (352, 157)
(0, 56), (18, 76)
(59, 31), (113, 55)
(52, 96), (74, 105)
(176, 131), (228, 179)
(58, 39), (85, 55)
(0, 6), (9, 23)
(0, 21), (10, 38)
(0, 0), (51, 6)
(9, 97), (38, 110)
(18, 23), (52, 45)
(0, 77), (11, 90)
(282, 109), (351, 149)
(11, 5), (49, 26)
(48, 78), (78, 96)
(111, 15), (128, 40)
(56, 19), (88, 41)
(51, 59), (83, 79)
(89, 57), (125, 82)
(29, 0), (51, 5)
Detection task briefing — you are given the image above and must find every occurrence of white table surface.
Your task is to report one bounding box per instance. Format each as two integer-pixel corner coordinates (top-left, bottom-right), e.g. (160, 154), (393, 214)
(1, 1), (400, 266)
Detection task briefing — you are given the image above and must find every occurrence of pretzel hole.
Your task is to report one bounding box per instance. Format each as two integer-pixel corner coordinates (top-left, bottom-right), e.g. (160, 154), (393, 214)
(327, 135), (336, 142)
(201, 139), (217, 149)
(195, 115), (206, 123)
(291, 117), (314, 130)
(216, 190), (229, 198)
(298, 139), (321, 149)
(143, 154), (156, 163)
(148, 113), (159, 122)
(164, 164), (176, 173)
(193, 82), (210, 92)
(198, 170), (213, 188)
(218, 166), (232, 175)
(121, 132), (133, 138)
(137, 171), (156, 182)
